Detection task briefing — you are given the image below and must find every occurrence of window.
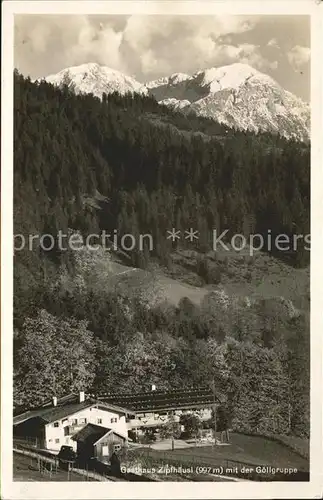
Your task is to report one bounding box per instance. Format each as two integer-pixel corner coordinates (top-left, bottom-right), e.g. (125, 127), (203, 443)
(53, 422), (59, 428)
(55, 438), (60, 444)
(71, 419), (78, 426)
(110, 417), (118, 423)
(97, 418), (102, 424)
(64, 426), (70, 436)
(102, 445), (109, 456)
(114, 444), (121, 452)
(79, 418), (87, 425)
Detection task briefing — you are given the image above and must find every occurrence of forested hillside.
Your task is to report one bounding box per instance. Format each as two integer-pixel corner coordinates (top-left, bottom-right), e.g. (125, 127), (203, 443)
(13, 71), (310, 437)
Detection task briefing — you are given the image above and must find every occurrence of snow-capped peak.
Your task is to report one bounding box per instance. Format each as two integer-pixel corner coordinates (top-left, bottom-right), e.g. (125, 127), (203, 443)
(168, 72), (191, 85)
(39, 61), (310, 142)
(147, 62), (310, 141)
(159, 97), (191, 110)
(43, 62), (148, 98)
(146, 72), (191, 89)
(193, 63), (277, 93)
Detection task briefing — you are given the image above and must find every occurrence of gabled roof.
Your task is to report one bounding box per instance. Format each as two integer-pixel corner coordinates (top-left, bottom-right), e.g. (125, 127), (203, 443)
(14, 393), (78, 417)
(13, 394), (133, 426)
(71, 423), (126, 446)
(14, 399), (93, 426)
(94, 387), (221, 413)
(71, 423), (109, 445)
(13, 387), (221, 426)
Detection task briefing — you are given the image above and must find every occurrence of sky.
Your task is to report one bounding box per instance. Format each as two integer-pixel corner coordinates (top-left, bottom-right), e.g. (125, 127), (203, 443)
(14, 15), (310, 101)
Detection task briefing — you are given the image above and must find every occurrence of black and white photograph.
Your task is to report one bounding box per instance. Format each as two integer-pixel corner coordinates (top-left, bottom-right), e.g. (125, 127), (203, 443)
(1, 1), (323, 499)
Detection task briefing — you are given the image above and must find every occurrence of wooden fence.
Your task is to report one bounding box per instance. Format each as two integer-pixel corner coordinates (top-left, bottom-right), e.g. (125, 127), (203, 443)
(13, 435), (38, 448)
(13, 443), (155, 482)
(13, 446), (109, 481)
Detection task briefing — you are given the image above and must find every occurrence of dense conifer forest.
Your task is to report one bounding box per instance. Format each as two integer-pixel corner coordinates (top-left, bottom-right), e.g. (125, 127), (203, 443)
(13, 71), (310, 437)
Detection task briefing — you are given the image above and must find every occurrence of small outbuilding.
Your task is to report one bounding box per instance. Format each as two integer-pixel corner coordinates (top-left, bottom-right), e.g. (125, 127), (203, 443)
(71, 423), (126, 462)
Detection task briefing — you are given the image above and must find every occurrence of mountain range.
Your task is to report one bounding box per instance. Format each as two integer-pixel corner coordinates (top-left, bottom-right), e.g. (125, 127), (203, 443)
(42, 62), (310, 141)
(44, 62), (148, 98)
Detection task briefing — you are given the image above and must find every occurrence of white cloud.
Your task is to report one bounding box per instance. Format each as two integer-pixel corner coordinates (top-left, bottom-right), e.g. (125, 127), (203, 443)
(287, 45), (310, 69)
(120, 17), (274, 77)
(121, 15), (259, 76)
(122, 16), (174, 53)
(182, 15), (259, 38)
(267, 38), (279, 48)
(239, 43), (278, 70)
(140, 49), (171, 75)
(14, 15), (275, 81)
(206, 43), (277, 72)
(15, 15), (126, 78)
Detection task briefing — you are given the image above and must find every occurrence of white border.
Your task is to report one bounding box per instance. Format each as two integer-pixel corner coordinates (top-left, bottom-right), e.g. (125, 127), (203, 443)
(2, 1), (323, 499)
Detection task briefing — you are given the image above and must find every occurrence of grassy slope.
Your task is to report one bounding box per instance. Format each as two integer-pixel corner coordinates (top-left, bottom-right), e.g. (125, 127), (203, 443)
(146, 433), (308, 470)
(165, 247), (309, 310)
(104, 246), (309, 313)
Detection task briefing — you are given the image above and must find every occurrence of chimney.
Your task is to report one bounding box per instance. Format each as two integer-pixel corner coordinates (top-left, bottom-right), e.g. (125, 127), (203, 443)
(52, 396), (57, 407)
(79, 391), (85, 403)
(151, 384), (156, 392)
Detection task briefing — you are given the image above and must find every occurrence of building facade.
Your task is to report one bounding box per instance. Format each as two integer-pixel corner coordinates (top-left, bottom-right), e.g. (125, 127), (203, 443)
(72, 424), (126, 463)
(14, 387), (218, 452)
(14, 393), (130, 452)
(127, 407), (212, 430)
(45, 405), (128, 451)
